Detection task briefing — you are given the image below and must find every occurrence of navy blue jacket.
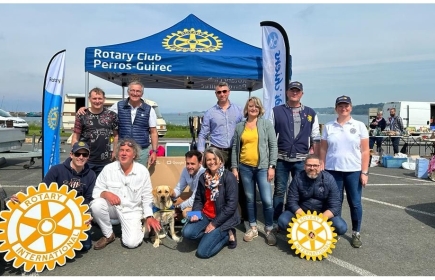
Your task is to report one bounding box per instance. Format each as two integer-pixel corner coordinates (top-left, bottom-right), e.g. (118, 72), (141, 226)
(273, 105), (317, 157)
(193, 170), (240, 231)
(43, 158), (96, 205)
(285, 170), (341, 217)
(117, 98), (151, 148)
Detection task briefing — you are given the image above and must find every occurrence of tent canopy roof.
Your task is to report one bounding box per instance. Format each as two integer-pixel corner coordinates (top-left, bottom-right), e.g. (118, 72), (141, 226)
(85, 14), (264, 91)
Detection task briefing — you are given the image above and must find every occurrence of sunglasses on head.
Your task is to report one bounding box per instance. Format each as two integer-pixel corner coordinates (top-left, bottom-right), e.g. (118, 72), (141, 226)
(215, 90), (228, 94)
(120, 141), (134, 147)
(74, 152), (89, 158)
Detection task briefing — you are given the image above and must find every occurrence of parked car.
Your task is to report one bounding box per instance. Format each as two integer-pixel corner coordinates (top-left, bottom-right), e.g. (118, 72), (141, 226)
(0, 109), (29, 133)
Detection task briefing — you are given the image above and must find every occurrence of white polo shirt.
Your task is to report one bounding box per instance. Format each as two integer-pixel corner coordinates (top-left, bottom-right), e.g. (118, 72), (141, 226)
(322, 118), (369, 172)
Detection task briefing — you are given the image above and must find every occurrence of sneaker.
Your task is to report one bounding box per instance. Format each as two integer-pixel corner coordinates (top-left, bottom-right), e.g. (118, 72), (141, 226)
(272, 222), (281, 233)
(243, 228), (258, 242)
(351, 233), (362, 248)
(265, 231), (277, 246)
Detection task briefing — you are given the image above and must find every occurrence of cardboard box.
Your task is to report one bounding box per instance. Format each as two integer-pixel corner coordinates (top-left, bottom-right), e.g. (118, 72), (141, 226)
(148, 156), (192, 199)
(148, 156), (185, 187)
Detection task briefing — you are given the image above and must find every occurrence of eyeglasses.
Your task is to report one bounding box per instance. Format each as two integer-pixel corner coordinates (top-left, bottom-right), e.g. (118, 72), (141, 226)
(305, 164), (320, 168)
(120, 141), (134, 147)
(74, 152), (89, 158)
(215, 90), (228, 94)
(129, 89), (142, 94)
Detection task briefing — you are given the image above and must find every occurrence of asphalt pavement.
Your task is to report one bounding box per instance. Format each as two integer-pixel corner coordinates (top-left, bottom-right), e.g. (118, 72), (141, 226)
(0, 141), (435, 276)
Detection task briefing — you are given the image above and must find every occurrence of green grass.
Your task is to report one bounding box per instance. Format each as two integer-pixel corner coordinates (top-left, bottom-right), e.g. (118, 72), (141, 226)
(27, 124), (193, 139)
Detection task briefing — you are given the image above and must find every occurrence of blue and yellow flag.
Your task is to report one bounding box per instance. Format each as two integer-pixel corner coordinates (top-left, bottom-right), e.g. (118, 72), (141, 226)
(42, 50), (66, 178)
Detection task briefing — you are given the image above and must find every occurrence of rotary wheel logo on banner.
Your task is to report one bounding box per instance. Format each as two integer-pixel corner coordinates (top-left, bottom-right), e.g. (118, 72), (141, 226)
(287, 210), (337, 261)
(0, 183), (91, 272)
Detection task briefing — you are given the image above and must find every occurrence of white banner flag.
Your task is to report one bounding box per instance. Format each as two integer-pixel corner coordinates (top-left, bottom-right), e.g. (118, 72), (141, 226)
(261, 22), (290, 120)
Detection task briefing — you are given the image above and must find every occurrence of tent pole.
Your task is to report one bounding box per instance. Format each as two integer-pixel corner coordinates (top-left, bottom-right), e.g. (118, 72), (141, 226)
(85, 72), (89, 107)
(122, 86), (125, 100)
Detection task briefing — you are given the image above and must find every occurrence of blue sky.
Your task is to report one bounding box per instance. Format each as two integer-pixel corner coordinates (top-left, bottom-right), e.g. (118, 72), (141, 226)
(0, 3), (435, 113)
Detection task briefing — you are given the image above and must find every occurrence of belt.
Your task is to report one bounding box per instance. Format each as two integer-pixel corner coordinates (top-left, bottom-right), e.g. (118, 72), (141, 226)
(210, 145), (231, 152)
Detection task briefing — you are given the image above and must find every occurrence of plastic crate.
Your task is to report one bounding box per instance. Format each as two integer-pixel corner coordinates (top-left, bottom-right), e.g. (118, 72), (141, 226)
(383, 157), (407, 168)
(381, 155), (393, 167)
(415, 158), (429, 178)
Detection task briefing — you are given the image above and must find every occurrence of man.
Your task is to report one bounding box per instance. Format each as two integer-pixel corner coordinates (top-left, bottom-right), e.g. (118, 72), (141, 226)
(277, 154), (347, 237)
(387, 108), (404, 154)
(109, 82), (159, 168)
(197, 82), (244, 168)
(11, 141), (96, 252)
(196, 82), (247, 226)
(269, 81), (321, 227)
(77, 82), (158, 168)
(72, 87), (118, 177)
(170, 150), (206, 219)
(90, 138), (161, 250)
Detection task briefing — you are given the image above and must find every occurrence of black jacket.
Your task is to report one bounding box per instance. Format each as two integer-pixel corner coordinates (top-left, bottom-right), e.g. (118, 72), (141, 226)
(193, 169), (240, 231)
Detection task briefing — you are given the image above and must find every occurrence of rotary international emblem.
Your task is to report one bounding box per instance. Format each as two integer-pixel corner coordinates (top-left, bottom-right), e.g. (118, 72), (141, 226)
(0, 183), (91, 272)
(47, 107), (59, 130)
(162, 28), (223, 52)
(287, 210), (337, 261)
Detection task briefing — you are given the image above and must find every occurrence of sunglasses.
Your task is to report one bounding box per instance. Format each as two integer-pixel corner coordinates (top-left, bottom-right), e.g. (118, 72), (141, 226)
(120, 141), (134, 147)
(74, 152), (89, 158)
(215, 90), (228, 94)
(305, 164), (320, 168)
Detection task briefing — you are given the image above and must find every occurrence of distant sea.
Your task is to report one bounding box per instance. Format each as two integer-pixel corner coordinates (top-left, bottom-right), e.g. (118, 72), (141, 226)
(163, 113), (370, 126)
(25, 114), (370, 127)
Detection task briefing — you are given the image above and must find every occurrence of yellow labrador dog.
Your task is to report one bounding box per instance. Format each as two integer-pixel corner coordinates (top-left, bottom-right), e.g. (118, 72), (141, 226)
(143, 185), (180, 248)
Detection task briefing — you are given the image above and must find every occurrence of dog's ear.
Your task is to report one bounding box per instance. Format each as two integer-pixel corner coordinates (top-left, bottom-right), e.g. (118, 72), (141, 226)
(152, 186), (158, 198)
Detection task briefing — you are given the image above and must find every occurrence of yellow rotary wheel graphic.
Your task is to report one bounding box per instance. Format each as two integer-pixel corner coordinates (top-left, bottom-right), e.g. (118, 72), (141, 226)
(287, 210), (337, 261)
(162, 28), (223, 53)
(0, 183), (91, 272)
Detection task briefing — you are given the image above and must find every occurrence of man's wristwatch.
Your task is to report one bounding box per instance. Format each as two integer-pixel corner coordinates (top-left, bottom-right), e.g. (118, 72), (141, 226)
(152, 149), (158, 154)
(361, 171), (369, 176)
(269, 165), (276, 169)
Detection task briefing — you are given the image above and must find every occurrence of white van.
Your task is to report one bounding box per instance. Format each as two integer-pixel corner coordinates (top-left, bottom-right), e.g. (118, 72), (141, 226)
(63, 94), (167, 137)
(382, 101), (435, 129)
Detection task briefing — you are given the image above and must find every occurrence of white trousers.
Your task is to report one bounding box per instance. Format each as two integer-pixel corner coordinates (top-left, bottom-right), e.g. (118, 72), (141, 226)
(90, 197), (144, 249)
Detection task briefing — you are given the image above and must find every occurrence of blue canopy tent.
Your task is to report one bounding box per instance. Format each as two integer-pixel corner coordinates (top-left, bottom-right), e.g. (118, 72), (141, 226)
(84, 14), (264, 96)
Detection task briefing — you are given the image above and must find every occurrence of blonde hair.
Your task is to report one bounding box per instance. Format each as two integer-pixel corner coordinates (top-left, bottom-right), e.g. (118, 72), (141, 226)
(243, 96), (265, 118)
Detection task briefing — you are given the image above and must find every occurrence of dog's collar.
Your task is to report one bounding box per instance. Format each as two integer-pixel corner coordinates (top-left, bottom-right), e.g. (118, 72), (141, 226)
(152, 205), (175, 213)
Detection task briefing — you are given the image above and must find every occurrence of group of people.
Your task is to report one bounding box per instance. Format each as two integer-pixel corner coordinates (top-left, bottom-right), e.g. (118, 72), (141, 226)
(8, 80), (374, 263)
(369, 108), (405, 154)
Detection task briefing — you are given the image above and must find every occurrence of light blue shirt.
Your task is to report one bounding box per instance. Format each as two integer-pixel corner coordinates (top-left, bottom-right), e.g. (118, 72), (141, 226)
(173, 166), (206, 210)
(197, 102), (244, 152)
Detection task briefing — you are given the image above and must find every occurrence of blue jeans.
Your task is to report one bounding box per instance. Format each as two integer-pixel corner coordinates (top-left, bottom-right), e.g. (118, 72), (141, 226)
(391, 137), (400, 154)
(239, 163), (274, 231)
(278, 210), (347, 236)
(81, 230), (92, 251)
(326, 170), (363, 232)
(273, 160), (305, 221)
(369, 136), (383, 152)
(182, 216), (230, 259)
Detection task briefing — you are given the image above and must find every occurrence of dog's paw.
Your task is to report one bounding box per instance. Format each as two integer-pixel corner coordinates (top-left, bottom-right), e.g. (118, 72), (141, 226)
(172, 235), (180, 242)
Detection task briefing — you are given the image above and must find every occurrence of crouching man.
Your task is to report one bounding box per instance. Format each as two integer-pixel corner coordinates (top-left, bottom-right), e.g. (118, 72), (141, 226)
(90, 138), (161, 250)
(278, 154), (347, 237)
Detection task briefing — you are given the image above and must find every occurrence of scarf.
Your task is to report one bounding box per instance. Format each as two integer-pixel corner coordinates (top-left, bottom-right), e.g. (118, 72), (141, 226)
(204, 165), (224, 201)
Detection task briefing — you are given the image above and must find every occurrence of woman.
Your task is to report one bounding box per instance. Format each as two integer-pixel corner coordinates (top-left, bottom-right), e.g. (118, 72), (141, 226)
(231, 97), (278, 246)
(319, 95), (369, 249)
(182, 147), (240, 259)
(369, 111), (386, 152)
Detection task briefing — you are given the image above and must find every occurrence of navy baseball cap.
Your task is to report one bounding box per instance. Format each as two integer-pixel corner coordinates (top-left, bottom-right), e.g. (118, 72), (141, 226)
(71, 141), (90, 153)
(288, 81), (303, 91)
(335, 95), (352, 105)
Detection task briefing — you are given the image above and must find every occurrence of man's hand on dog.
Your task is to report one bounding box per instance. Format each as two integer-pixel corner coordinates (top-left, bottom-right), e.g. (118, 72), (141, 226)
(101, 191), (121, 205)
(143, 216), (162, 233)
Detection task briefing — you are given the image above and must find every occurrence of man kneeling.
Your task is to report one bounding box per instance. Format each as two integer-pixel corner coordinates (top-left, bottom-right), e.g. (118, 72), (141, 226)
(278, 155), (347, 237)
(90, 138), (161, 250)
